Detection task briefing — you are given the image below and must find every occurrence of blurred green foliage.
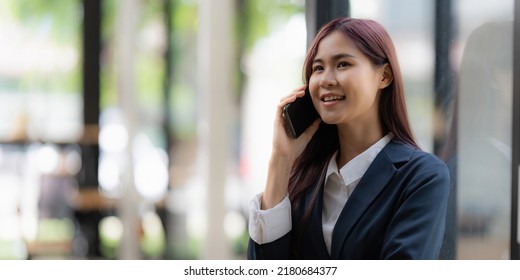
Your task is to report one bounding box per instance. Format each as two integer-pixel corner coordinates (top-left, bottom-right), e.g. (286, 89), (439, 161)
(7, 0), (81, 44)
(36, 218), (74, 243)
(237, 0), (304, 51)
(3, 0), (82, 94)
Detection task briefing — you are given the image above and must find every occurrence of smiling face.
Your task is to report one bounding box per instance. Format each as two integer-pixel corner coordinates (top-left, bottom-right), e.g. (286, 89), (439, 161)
(308, 30), (390, 131)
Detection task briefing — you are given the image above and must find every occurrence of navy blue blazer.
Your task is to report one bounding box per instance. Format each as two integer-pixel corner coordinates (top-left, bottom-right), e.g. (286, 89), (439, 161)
(248, 140), (450, 260)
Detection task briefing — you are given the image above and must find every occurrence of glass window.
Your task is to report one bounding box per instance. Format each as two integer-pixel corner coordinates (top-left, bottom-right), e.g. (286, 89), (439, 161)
(454, 0), (514, 259)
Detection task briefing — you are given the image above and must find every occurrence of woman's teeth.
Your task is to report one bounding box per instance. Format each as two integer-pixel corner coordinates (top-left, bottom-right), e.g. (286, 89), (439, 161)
(323, 96), (346, 102)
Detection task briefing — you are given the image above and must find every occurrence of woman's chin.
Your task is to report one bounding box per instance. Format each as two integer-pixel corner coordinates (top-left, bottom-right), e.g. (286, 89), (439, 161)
(319, 116), (343, 125)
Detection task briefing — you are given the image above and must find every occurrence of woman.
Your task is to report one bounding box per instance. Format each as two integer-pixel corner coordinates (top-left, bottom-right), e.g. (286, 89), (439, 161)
(247, 17), (450, 260)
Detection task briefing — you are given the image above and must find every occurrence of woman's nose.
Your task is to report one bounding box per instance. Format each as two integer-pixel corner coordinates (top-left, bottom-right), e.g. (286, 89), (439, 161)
(319, 70), (337, 88)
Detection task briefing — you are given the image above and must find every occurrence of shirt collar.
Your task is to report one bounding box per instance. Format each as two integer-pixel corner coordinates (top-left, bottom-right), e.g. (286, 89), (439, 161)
(325, 133), (393, 186)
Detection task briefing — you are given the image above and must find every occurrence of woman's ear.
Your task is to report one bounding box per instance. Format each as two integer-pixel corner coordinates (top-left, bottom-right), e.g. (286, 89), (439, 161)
(378, 64), (393, 89)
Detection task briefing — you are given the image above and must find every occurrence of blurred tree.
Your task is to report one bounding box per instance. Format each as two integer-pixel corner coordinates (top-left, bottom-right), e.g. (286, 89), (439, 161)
(6, 0), (82, 94)
(235, 0), (304, 100)
(8, 0), (80, 43)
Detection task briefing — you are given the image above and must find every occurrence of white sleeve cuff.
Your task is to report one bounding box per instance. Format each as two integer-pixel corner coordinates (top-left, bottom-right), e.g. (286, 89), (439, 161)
(248, 193), (292, 245)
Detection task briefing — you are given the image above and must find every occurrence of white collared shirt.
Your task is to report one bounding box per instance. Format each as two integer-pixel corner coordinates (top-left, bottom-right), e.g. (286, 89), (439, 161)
(249, 134), (393, 255)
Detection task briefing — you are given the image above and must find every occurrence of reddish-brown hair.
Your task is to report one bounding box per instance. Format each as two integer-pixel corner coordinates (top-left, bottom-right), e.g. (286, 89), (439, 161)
(289, 18), (419, 240)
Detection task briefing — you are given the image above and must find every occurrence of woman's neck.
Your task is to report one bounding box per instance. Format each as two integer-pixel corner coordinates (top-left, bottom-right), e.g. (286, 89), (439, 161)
(336, 122), (384, 168)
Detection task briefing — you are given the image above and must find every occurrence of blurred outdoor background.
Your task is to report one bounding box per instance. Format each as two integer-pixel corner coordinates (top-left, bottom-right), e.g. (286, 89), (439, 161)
(0, 0), (517, 259)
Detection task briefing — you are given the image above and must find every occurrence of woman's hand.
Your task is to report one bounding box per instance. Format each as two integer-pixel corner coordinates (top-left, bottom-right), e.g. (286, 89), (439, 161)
(261, 86), (321, 210)
(271, 86), (321, 164)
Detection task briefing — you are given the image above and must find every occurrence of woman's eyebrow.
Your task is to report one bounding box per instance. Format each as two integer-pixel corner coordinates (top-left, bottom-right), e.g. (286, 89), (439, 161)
(332, 53), (356, 60)
(313, 53), (356, 64)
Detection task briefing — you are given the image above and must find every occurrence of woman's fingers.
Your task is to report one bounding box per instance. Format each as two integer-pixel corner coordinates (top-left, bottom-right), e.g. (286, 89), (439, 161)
(279, 86), (306, 102)
(277, 86), (306, 114)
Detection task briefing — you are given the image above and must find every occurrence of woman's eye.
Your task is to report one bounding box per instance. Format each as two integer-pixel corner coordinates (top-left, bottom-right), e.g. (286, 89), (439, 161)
(338, 61), (350, 68)
(312, 66), (323, 72)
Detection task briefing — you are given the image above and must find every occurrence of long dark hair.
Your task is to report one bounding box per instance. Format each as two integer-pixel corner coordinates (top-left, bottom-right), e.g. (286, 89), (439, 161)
(289, 18), (419, 230)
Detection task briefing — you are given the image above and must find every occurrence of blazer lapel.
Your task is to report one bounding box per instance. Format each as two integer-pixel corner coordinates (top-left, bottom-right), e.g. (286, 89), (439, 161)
(330, 141), (414, 259)
(304, 184), (331, 259)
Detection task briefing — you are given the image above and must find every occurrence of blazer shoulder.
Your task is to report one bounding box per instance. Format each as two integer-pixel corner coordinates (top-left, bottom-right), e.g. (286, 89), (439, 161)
(410, 148), (449, 173)
(384, 143), (450, 205)
(384, 141), (449, 177)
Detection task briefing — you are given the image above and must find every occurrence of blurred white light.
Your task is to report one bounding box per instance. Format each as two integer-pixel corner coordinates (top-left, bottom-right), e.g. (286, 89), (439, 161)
(98, 156), (121, 193)
(133, 134), (169, 201)
(141, 211), (164, 237)
(134, 148), (168, 200)
(20, 210), (38, 243)
(0, 175), (19, 215)
(350, 0), (380, 19)
(186, 212), (207, 240)
(64, 149), (82, 175)
(0, 216), (21, 239)
(223, 211), (246, 239)
(99, 124), (128, 153)
(37, 145), (60, 174)
(99, 216), (124, 242)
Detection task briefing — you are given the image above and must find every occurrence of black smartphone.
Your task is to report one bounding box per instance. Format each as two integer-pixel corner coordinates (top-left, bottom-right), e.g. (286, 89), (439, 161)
(283, 87), (320, 138)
